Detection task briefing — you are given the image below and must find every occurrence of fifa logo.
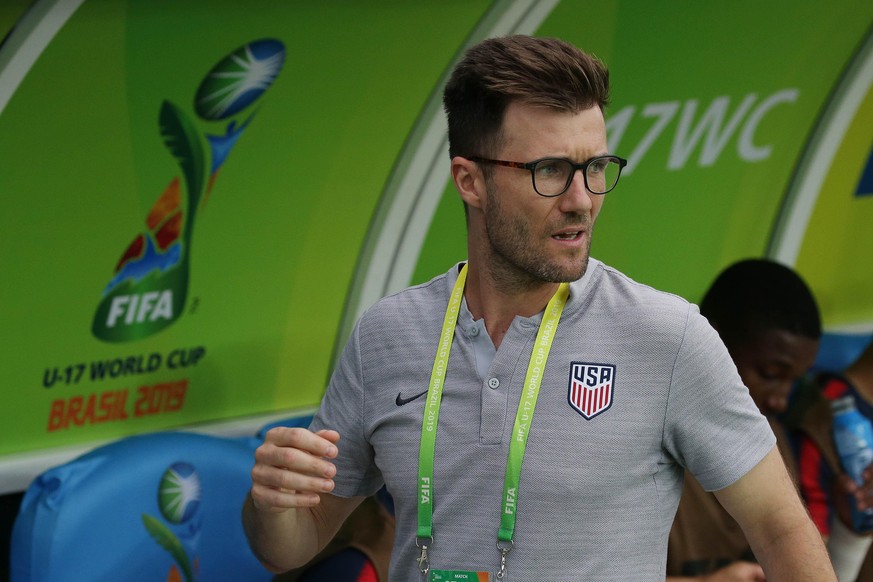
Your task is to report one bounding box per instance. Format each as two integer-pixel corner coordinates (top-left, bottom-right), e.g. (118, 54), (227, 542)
(92, 39), (285, 342)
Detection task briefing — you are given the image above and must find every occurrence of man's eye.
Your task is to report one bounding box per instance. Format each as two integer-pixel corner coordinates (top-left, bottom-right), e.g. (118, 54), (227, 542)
(759, 369), (786, 382)
(589, 159), (608, 174)
(536, 160), (568, 178)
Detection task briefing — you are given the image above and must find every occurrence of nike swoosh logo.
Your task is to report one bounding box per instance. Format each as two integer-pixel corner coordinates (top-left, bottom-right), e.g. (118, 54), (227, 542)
(396, 389), (429, 406)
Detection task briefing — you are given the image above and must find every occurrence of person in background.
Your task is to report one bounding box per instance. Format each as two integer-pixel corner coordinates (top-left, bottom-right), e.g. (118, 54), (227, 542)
(786, 338), (873, 581)
(667, 258), (822, 581)
(243, 36), (835, 580)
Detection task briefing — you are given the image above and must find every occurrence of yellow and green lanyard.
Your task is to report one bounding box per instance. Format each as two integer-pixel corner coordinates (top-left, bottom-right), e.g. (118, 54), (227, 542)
(416, 264), (569, 579)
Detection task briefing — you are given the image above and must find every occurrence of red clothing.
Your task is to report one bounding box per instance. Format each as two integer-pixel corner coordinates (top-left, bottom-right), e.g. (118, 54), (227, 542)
(788, 373), (873, 580)
(792, 374), (865, 536)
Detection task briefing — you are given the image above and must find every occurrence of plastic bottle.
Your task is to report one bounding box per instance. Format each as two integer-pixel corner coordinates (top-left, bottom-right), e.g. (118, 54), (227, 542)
(831, 395), (873, 532)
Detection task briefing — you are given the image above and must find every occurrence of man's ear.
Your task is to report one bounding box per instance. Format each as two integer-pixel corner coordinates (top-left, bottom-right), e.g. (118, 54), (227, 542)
(451, 156), (484, 210)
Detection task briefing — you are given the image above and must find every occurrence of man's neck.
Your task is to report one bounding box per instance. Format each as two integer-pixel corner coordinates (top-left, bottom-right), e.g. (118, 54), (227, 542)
(462, 263), (559, 350)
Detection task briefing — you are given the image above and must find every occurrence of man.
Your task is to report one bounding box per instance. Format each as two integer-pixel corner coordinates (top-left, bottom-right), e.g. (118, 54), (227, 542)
(666, 259), (823, 581)
(243, 35), (835, 580)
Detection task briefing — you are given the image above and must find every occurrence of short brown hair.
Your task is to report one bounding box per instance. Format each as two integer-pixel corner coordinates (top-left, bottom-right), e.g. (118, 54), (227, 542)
(443, 35), (610, 159)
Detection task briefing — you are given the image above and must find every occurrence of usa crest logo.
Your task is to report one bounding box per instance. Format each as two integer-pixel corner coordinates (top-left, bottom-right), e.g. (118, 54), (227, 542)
(568, 362), (615, 419)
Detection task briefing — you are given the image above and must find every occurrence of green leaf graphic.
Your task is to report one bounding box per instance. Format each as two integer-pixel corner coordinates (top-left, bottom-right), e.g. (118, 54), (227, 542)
(141, 513), (194, 582)
(158, 100), (206, 228)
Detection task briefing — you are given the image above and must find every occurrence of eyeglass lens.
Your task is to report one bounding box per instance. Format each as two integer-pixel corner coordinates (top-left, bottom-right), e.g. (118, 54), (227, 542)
(533, 158), (621, 196)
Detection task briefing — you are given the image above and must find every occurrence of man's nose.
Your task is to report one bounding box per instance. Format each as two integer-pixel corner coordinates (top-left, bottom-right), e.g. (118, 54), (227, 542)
(558, 170), (595, 211)
(768, 392), (789, 414)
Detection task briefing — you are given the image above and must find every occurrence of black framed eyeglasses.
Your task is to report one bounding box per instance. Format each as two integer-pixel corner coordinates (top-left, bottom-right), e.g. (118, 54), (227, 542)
(469, 155), (628, 197)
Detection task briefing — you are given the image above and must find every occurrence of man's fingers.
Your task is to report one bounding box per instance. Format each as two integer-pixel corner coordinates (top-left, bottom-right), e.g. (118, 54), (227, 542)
(249, 426), (342, 513)
(256, 440), (336, 477)
(314, 429), (341, 447)
(837, 473), (860, 494)
(250, 483), (324, 512)
(252, 461), (335, 494)
(264, 426), (339, 458)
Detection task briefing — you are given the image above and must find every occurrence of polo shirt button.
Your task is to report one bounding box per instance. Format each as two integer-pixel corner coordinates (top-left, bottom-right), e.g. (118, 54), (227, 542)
(470, 326), (480, 337)
(488, 377), (500, 389)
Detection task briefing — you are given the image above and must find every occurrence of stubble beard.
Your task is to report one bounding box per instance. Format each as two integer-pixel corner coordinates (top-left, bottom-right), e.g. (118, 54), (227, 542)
(483, 184), (591, 293)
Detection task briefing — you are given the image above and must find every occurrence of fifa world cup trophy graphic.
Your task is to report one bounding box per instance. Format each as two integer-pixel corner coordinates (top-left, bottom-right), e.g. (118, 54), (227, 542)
(92, 39), (285, 342)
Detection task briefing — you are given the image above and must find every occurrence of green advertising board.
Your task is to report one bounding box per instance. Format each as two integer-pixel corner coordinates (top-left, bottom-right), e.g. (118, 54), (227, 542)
(1, 0), (871, 491)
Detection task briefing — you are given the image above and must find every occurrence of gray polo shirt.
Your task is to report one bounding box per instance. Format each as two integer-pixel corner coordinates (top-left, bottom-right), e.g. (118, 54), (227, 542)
(311, 259), (774, 581)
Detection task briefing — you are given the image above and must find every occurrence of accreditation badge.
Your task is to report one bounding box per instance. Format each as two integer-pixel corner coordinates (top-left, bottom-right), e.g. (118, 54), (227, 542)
(429, 569), (492, 581)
